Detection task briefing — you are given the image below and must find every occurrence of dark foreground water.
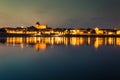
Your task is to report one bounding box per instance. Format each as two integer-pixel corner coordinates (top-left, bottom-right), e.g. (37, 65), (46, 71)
(0, 37), (120, 80)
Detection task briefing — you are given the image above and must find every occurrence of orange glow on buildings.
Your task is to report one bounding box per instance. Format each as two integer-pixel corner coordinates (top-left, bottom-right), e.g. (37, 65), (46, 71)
(117, 31), (120, 35)
(35, 22), (47, 29)
(4, 25), (120, 37)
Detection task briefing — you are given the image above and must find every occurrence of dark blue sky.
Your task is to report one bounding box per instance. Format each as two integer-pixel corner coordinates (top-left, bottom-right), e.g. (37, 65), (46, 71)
(0, 0), (120, 28)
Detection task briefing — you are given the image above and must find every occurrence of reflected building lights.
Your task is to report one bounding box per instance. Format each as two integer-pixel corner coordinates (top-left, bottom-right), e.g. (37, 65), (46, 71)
(35, 43), (46, 51)
(2, 37), (120, 51)
(87, 37), (91, 45)
(70, 37), (77, 46)
(94, 38), (104, 49)
(94, 38), (99, 49)
(116, 38), (120, 46)
(108, 38), (114, 45)
(79, 37), (84, 45)
(20, 43), (24, 49)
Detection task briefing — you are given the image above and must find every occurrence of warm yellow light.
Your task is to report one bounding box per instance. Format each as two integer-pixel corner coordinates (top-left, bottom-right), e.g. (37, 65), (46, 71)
(94, 27), (99, 34)
(79, 37), (84, 45)
(117, 31), (120, 34)
(108, 37), (114, 45)
(94, 38), (99, 49)
(70, 37), (76, 46)
(116, 38), (120, 46)
(70, 30), (77, 35)
(108, 32), (114, 35)
(55, 37), (63, 44)
(35, 43), (46, 51)
(64, 37), (68, 46)
(20, 43), (24, 49)
(94, 38), (104, 49)
(87, 37), (91, 45)
(36, 24), (47, 29)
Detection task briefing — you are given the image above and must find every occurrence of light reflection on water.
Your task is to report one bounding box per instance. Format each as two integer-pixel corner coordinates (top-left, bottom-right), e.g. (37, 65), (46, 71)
(0, 37), (120, 80)
(0, 37), (120, 51)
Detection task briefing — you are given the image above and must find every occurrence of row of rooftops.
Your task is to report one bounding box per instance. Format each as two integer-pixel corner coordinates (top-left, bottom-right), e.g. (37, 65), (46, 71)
(1, 26), (119, 32)
(0, 22), (120, 36)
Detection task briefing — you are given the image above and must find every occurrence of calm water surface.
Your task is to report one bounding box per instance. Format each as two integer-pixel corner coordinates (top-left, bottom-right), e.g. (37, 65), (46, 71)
(0, 37), (120, 80)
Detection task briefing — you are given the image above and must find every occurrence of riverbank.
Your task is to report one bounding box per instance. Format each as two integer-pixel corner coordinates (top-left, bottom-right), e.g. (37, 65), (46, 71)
(1, 33), (120, 37)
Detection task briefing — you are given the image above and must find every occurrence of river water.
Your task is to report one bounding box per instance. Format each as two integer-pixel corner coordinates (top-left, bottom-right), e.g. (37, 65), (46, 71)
(0, 37), (120, 80)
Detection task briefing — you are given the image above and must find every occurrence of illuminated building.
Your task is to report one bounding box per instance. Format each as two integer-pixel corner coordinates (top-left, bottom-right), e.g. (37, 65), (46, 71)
(94, 27), (104, 35)
(35, 22), (47, 29)
(116, 30), (120, 34)
(2, 24), (120, 37)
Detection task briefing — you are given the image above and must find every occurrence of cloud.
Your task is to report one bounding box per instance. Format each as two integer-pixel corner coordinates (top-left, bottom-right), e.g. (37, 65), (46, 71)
(0, 0), (120, 28)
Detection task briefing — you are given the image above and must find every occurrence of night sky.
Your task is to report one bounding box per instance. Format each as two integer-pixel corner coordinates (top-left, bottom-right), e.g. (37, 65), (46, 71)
(0, 0), (120, 28)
